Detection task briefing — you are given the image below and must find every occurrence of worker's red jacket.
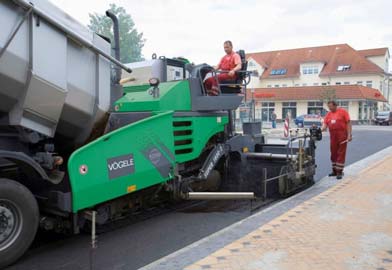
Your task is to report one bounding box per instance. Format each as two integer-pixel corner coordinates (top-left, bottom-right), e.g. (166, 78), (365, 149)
(324, 108), (350, 132)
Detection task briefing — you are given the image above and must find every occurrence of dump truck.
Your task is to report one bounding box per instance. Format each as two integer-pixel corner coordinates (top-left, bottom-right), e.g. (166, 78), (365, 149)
(0, 0), (322, 267)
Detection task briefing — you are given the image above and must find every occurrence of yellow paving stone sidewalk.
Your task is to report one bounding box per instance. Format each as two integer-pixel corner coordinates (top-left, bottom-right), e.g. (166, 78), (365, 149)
(185, 156), (392, 270)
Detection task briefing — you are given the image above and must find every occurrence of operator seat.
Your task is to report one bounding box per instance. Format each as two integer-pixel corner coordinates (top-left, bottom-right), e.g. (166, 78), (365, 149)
(187, 65), (244, 111)
(188, 50), (249, 96)
(219, 50), (248, 94)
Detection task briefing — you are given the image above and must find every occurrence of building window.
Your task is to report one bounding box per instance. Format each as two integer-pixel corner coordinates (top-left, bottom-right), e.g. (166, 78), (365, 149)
(295, 83), (300, 87)
(336, 65), (351, 71)
(302, 83), (307, 86)
(248, 61), (256, 67)
(262, 102), (275, 106)
(274, 85), (280, 88)
(270, 69), (287, 75)
(344, 82), (350, 85)
(283, 102), (297, 107)
(366, 81), (373, 88)
(307, 101), (324, 115)
(282, 84), (288, 87)
(357, 81), (363, 85)
(302, 65), (319, 75)
(282, 102), (297, 119)
(358, 101), (376, 121)
(335, 82), (341, 85)
(261, 102), (275, 122)
(337, 101), (349, 110)
(321, 82), (327, 86)
(267, 84), (272, 88)
(308, 101), (323, 107)
(313, 83), (319, 86)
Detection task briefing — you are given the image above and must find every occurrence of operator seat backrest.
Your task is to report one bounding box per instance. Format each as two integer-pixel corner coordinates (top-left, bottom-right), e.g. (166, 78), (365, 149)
(236, 50), (248, 82)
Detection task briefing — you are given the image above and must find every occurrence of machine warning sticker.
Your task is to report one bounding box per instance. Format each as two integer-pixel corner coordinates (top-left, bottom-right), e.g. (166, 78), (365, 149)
(107, 154), (135, 180)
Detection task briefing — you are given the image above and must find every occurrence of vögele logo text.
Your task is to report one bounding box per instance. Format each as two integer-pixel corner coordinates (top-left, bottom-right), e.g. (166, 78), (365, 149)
(107, 154), (135, 180)
(108, 158), (134, 171)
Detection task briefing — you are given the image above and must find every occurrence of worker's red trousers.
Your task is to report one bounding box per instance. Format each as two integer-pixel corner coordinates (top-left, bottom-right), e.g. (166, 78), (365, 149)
(330, 130), (348, 174)
(204, 73), (236, 96)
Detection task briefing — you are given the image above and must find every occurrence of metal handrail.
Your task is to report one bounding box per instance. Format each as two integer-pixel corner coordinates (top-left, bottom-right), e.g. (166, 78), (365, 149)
(284, 132), (313, 160)
(196, 67), (251, 96)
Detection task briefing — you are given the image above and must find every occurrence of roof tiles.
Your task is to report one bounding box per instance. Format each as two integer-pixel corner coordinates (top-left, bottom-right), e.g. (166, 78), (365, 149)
(250, 85), (387, 102)
(247, 44), (385, 79)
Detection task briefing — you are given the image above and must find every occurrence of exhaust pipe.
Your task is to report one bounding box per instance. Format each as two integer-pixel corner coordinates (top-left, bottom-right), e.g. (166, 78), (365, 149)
(186, 192), (255, 200)
(106, 10), (122, 82)
(106, 10), (123, 106)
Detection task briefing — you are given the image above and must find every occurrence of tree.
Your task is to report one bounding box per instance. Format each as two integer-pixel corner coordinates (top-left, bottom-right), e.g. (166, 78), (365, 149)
(88, 4), (145, 63)
(319, 86), (337, 103)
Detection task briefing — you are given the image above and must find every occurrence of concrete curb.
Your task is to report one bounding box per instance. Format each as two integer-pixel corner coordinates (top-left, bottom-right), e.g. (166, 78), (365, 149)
(140, 146), (392, 270)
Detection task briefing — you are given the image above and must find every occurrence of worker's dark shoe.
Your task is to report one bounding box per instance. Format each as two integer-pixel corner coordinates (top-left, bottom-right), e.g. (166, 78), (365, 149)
(328, 172), (337, 177)
(336, 174), (343, 180)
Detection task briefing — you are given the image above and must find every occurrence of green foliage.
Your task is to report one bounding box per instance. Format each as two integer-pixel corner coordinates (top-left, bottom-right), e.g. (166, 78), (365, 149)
(88, 3), (145, 63)
(320, 87), (337, 103)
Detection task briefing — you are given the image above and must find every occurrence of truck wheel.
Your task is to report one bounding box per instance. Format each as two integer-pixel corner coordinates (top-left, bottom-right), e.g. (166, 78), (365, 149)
(0, 179), (39, 268)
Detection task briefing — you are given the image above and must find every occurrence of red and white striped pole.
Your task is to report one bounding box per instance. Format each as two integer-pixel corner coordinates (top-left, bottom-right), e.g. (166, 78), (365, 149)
(284, 117), (290, 138)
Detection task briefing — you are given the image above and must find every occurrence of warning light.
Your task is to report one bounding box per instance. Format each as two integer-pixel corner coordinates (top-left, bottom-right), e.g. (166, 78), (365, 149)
(127, 185), (137, 193)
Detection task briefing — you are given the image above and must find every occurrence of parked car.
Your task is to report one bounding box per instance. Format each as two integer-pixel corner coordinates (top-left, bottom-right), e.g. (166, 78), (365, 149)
(374, 111), (392, 125)
(295, 115), (305, 127)
(303, 114), (324, 127)
(295, 114), (324, 127)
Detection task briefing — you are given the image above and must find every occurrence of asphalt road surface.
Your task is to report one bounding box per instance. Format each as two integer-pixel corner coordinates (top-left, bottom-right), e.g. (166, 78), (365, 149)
(6, 126), (392, 270)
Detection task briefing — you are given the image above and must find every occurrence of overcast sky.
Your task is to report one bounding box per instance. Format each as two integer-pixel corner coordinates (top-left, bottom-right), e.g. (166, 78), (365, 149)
(51, 0), (392, 70)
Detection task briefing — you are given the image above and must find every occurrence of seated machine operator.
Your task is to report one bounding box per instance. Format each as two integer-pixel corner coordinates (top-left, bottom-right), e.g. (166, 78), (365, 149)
(204, 40), (242, 95)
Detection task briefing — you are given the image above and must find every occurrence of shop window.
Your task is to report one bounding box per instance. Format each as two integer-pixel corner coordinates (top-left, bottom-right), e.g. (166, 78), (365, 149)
(336, 100), (349, 110)
(307, 101), (324, 115)
(282, 102), (297, 119)
(261, 102), (275, 122)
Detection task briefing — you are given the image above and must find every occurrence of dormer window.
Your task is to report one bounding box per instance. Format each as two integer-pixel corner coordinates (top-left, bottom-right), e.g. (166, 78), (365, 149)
(302, 65), (319, 74)
(337, 65), (351, 71)
(270, 69), (287, 75)
(248, 61), (256, 67)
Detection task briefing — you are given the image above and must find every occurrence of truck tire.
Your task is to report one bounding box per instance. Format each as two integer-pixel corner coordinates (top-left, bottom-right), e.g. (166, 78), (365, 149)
(0, 178), (39, 269)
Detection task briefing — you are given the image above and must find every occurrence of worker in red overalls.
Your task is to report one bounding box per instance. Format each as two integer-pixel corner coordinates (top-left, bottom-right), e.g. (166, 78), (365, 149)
(321, 100), (352, 179)
(204, 40), (242, 95)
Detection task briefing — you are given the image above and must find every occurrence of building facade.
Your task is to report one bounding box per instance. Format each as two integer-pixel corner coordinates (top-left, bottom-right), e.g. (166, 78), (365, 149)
(245, 44), (391, 122)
